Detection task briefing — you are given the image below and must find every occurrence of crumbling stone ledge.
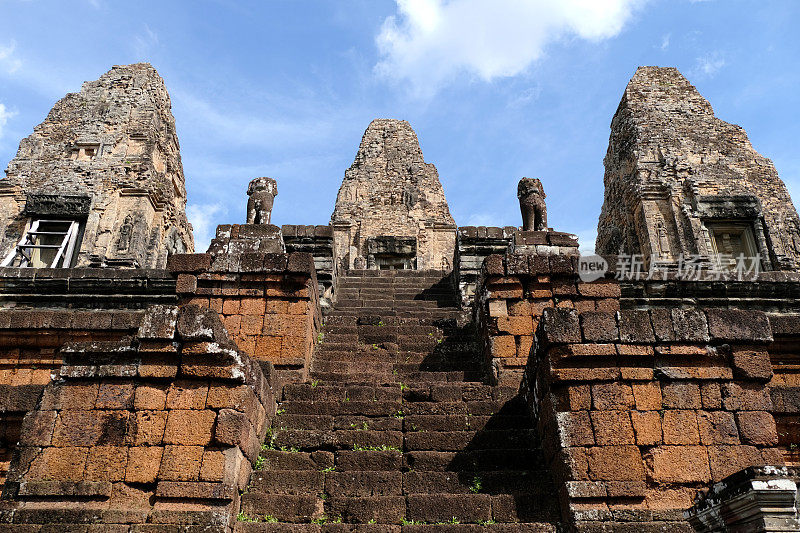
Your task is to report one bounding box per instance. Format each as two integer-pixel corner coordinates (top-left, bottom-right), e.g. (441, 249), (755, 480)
(0, 304), (276, 532)
(685, 465), (800, 532)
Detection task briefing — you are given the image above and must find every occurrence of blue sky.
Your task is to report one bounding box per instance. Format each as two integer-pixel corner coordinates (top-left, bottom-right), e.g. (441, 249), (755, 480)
(1, 0), (798, 253)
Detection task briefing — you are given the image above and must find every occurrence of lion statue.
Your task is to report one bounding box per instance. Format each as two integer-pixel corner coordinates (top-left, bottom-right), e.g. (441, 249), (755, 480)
(246, 177), (278, 225)
(517, 177), (547, 231)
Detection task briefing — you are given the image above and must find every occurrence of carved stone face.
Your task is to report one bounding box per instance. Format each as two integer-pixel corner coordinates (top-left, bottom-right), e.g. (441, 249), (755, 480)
(247, 177), (278, 197)
(517, 178), (545, 200)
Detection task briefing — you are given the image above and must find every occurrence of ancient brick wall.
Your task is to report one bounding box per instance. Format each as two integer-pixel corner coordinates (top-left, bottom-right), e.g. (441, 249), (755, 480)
(0, 306), (145, 488)
(0, 63), (193, 269)
(476, 253), (800, 531)
(169, 250), (321, 386)
(0, 304), (274, 532)
(532, 306), (782, 531)
(0, 267), (178, 488)
(476, 253), (619, 388)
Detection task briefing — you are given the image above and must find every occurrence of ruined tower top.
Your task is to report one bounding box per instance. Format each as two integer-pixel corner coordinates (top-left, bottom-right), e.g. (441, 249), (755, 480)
(330, 119), (455, 271)
(596, 66), (800, 271)
(331, 119), (455, 227)
(0, 63), (193, 269)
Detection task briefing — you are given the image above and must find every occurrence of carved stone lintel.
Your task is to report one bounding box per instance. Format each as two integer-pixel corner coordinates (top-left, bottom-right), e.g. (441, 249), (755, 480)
(24, 194), (91, 217)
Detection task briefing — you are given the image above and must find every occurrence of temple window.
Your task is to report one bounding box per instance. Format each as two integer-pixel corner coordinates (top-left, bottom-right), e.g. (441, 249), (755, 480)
(0, 219), (83, 268)
(69, 143), (101, 161)
(705, 221), (759, 270)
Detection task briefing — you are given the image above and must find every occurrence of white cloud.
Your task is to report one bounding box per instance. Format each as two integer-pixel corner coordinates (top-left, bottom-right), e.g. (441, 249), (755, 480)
(506, 85), (542, 108)
(0, 103), (17, 139)
(692, 51), (726, 78)
(0, 41), (23, 74)
(463, 213), (497, 226)
(376, 0), (645, 97)
(0, 40), (75, 98)
(132, 24), (159, 58)
(186, 202), (227, 253)
(659, 33), (670, 51)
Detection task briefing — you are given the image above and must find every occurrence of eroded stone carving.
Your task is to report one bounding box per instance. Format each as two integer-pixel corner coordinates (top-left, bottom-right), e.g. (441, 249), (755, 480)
(117, 215), (133, 251)
(0, 63), (194, 268)
(596, 66), (800, 271)
(518, 177), (548, 231)
(23, 194), (91, 217)
(331, 119), (455, 271)
(246, 177), (278, 225)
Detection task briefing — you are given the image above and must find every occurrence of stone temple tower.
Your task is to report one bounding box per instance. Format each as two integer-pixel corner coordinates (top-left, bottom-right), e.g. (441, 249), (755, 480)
(331, 119), (456, 271)
(596, 66), (800, 271)
(0, 63), (193, 269)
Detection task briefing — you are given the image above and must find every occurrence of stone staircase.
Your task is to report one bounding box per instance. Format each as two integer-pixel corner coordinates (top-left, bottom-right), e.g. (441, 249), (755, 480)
(237, 270), (561, 531)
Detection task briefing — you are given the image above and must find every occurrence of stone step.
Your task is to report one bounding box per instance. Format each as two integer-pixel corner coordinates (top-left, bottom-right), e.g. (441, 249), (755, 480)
(336, 292), (456, 302)
(337, 278), (451, 286)
(314, 344), (478, 357)
(266, 427), (535, 454)
(325, 496), (405, 524)
(235, 524), (557, 532)
(280, 383), (505, 403)
(282, 384), (402, 402)
(334, 293), (457, 303)
(240, 493), (324, 523)
(309, 371), (484, 384)
(404, 430), (536, 452)
(273, 415), (531, 437)
(321, 326), (448, 337)
(404, 492), (558, 524)
(272, 429), (404, 451)
(334, 450), (404, 471)
(248, 469), (325, 495)
(404, 450), (546, 472)
(311, 351), (478, 365)
(400, 384), (496, 403)
(311, 360), (396, 375)
(339, 270), (449, 278)
(310, 361), (482, 376)
(246, 470), (553, 497)
(352, 325), (465, 337)
(405, 494), (492, 524)
(323, 316), (461, 328)
(401, 402), (506, 416)
(257, 450), (334, 471)
(281, 400), (404, 417)
(319, 332), (473, 343)
(403, 415), (532, 432)
(256, 448), (547, 474)
(401, 471), (548, 495)
(402, 525), (557, 533)
(326, 471), (403, 497)
(274, 414), (405, 432)
(327, 310), (461, 319)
